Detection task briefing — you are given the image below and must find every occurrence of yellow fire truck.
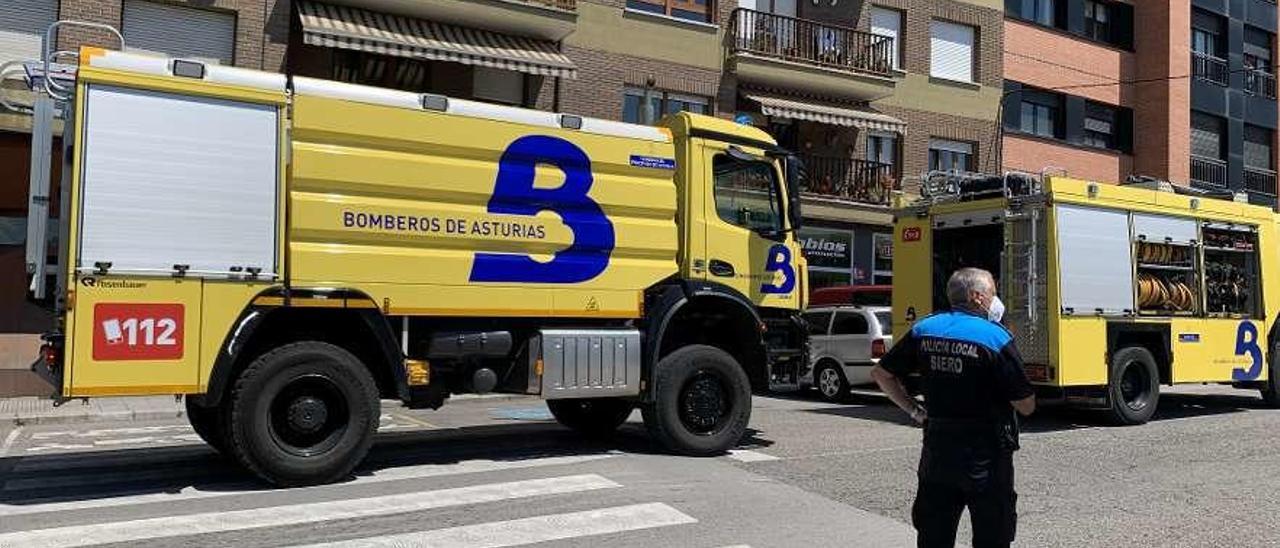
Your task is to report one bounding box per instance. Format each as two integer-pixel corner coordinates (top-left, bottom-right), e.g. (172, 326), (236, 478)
(893, 172), (1280, 424)
(19, 39), (809, 486)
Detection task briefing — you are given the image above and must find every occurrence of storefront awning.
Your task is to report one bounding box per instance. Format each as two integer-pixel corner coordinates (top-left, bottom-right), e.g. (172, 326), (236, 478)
(297, 1), (577, 79)
(746, 93), (905, 133)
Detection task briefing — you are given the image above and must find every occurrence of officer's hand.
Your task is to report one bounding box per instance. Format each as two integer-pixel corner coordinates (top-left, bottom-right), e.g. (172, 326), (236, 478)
(909, 405), (927, 425)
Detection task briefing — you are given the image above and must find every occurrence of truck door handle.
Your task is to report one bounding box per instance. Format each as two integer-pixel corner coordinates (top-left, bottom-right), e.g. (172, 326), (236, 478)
(709, 259), (735, 277)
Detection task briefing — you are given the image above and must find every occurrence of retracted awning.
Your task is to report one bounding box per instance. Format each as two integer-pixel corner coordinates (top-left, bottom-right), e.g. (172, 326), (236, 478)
(746, 93), (905, 133)
(297, 1), (577, 79)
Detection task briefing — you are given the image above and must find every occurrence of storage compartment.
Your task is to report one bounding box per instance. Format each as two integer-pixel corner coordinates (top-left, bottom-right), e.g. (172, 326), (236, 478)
(1202, 225), (1259, 317)
(1134, 241), (1198, 315)
(1055, 204), (1135, 315)
(931, 223), (1003, 312)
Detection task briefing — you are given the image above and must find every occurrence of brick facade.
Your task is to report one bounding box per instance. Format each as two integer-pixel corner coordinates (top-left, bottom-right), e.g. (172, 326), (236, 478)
(857, 0), (1004, 89)
(559, 45), (729, 121)
(56, 0), (289, 71)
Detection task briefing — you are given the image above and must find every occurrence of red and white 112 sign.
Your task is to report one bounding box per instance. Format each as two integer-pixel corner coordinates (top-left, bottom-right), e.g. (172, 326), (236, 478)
(93, 303), (185, 361)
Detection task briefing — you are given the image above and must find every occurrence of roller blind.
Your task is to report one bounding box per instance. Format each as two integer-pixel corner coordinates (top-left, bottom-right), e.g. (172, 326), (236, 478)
(930, 20), (975, 83)
(123, 0), (236, 65)
(0, 0), (58, 67)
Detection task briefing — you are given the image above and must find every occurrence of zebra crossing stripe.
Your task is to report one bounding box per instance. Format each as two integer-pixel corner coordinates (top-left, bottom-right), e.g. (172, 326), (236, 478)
(0, 453), (616, 516)
(292, 503), (697, 548)
(0, 474), (619, 547)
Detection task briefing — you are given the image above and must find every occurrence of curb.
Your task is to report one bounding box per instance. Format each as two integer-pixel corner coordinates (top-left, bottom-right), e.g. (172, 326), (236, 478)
(10, 408), (186, 427)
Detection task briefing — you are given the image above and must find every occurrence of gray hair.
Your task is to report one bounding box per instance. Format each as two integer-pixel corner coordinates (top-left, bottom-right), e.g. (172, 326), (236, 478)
(947, 268), (995, 307)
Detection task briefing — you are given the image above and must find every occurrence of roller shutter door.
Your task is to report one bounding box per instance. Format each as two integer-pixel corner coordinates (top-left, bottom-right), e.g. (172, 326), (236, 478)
(122, 0), (235, 65)
(0, 0), (58, 67)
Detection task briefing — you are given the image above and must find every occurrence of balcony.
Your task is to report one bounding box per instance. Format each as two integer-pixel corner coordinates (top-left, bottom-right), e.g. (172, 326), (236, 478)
(802, 156), (896, 205)
(346, 0), (577, 41)
(1192, 51), (1229, 87)
(1190, 155), (1228, 188)
(1244, 166), (1277, 195)
(728, 9), (897, 102)
(1246, 69), (1277, 99)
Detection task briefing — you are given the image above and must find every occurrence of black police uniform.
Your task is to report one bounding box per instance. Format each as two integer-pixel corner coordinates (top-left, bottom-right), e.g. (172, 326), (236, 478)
(879, 310), (1034, 548)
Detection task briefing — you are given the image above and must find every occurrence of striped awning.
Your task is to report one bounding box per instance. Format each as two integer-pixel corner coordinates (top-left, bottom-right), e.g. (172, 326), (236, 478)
(297, 1), (577, 79)
(746, 94), (905, 133)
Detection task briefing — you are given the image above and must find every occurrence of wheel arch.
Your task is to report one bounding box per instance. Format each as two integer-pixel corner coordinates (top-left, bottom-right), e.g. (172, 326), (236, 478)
(1107, 322), (1172, 385)
(645, 281), (768, 393)
(196, 288), (406, 407)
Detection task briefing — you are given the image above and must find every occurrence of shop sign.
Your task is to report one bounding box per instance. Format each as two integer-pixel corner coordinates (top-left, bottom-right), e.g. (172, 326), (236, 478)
(874, 233), (893, 260)
(798, 228), (852, 270)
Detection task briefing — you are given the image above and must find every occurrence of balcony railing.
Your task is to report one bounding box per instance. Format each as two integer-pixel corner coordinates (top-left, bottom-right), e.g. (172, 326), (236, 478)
(1244, 166), (1277, 195)
(1192, 51), (1229, 86)
(1245, 69), (1277, 99)
(1190, 155), (1229, 188)
(801, 156), (896, 205)
(729, 9), (894, 78)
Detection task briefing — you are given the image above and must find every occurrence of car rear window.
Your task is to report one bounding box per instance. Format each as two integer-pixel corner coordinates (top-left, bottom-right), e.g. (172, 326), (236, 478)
(875, 312), (892, 335)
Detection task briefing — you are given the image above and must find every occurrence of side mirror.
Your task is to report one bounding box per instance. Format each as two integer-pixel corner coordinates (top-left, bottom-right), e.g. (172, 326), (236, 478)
(785, 154), (805, 231)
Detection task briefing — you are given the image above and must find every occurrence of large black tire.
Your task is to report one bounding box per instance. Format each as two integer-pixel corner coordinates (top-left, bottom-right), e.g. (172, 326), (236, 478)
(547, 398), (634, 437)
(1262, 342), (1280, 408)
(1107, 346), (1160, 425)
(184, 396), (228, 455)
(226, 342), (380, 487)
(813, 360), (850, 403)
(641, 345), (751, 456)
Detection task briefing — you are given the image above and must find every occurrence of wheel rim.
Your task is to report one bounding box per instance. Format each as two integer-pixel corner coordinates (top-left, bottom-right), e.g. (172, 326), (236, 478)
(267, 373), (350, 458)
(1119, 360), (1152, 412)
(818, 367), (842, 398)
(678, 369), (732, 436)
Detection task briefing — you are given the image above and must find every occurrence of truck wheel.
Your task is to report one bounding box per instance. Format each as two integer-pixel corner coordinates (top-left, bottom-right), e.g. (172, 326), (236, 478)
(184, 396), (228, 455)
(1261, 342), (1280, 408)
(813, 361), (849, 403)
(547, 399), (634, 437)
(1107, 346), (1160, 425)
(642, 345), (751, 456)
(227, 342), (380, 487)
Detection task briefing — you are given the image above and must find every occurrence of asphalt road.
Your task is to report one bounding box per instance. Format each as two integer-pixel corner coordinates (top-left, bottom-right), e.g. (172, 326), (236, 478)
(1, 384), (1277, 547)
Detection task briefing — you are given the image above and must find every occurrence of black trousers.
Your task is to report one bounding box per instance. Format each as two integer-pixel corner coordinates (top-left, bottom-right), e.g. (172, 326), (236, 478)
(911, 449), (1017, 548)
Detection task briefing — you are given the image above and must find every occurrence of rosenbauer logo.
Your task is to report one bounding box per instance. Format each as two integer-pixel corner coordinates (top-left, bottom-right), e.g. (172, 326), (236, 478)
(901, 227), (922, 242)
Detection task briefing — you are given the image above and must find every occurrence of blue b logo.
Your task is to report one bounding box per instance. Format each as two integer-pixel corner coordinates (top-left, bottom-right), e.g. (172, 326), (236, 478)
(469, 136), (614, 284)
(760, 244), (796, 294)
(1233, 321), (1264, 381)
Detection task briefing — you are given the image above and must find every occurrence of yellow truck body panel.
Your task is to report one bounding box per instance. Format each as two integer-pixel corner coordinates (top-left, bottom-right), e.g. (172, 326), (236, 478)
(895, 176), (1275, 390)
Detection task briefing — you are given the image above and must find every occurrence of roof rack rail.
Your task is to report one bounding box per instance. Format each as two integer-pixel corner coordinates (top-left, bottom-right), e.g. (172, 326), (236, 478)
(916, 170), (1044, 205)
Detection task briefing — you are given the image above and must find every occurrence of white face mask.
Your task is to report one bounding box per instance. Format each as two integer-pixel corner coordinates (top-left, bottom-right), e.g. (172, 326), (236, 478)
(987, 295), (1005, 323)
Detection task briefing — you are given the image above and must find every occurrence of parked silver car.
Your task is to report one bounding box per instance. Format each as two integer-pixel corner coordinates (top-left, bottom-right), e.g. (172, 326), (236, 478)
(801, 306), (894, 402)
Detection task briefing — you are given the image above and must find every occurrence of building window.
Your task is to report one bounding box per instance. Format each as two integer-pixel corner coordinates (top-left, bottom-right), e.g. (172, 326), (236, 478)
(1082, 102), (1116, 149)
(930, 20), (976, 83)
(869, 6), (903, 70)
(122, 0), (236, 65)
(712, 153), (781, 232)
(1012, 0), (1056, 27)
(866, 132), (897, 169)
(622, 87), (710, 124)
(1191, 111), (1226, 161)
(1018, 89), (1060, 138)
(1083, 0), (1110, 42)
(1244, 125), (1274, 171)
(627, 0), (711, 23)
(928, 139), (974, 173)
(472, 67), (525, 106)
(1245, 27), (1276, 99)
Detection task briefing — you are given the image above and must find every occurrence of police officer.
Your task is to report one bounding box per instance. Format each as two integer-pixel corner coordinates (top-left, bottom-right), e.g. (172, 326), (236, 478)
(871, 267), (1035, 548)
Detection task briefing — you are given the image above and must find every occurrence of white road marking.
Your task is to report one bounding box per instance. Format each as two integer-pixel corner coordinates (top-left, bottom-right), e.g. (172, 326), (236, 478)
(0, 452), (617, 514)
(24, 443), (95, 453)
(0, 427), (21, 458)
(31, 425), (190, 440)
(294, 502), (697, 548)
(726, 450), (779, 463)
(0, 474), (620, 547)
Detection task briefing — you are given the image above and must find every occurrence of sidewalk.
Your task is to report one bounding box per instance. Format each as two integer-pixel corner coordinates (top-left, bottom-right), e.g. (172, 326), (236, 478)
(2, 395), (185, 426)
(1, 392), (531, 427)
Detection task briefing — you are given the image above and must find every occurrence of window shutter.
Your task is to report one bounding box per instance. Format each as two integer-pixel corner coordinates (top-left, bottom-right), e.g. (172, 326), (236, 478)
(0, 0), (58, 66)
(930, 21), (975, 83)
(870, 7), (902, 69)
(123, 0), (236, 65)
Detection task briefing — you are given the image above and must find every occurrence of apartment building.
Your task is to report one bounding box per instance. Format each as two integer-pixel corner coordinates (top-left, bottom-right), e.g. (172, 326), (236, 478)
(0, 0), (287, 386)
(724, 0), (1004, 288)
(1002, 0), (1279, 205)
